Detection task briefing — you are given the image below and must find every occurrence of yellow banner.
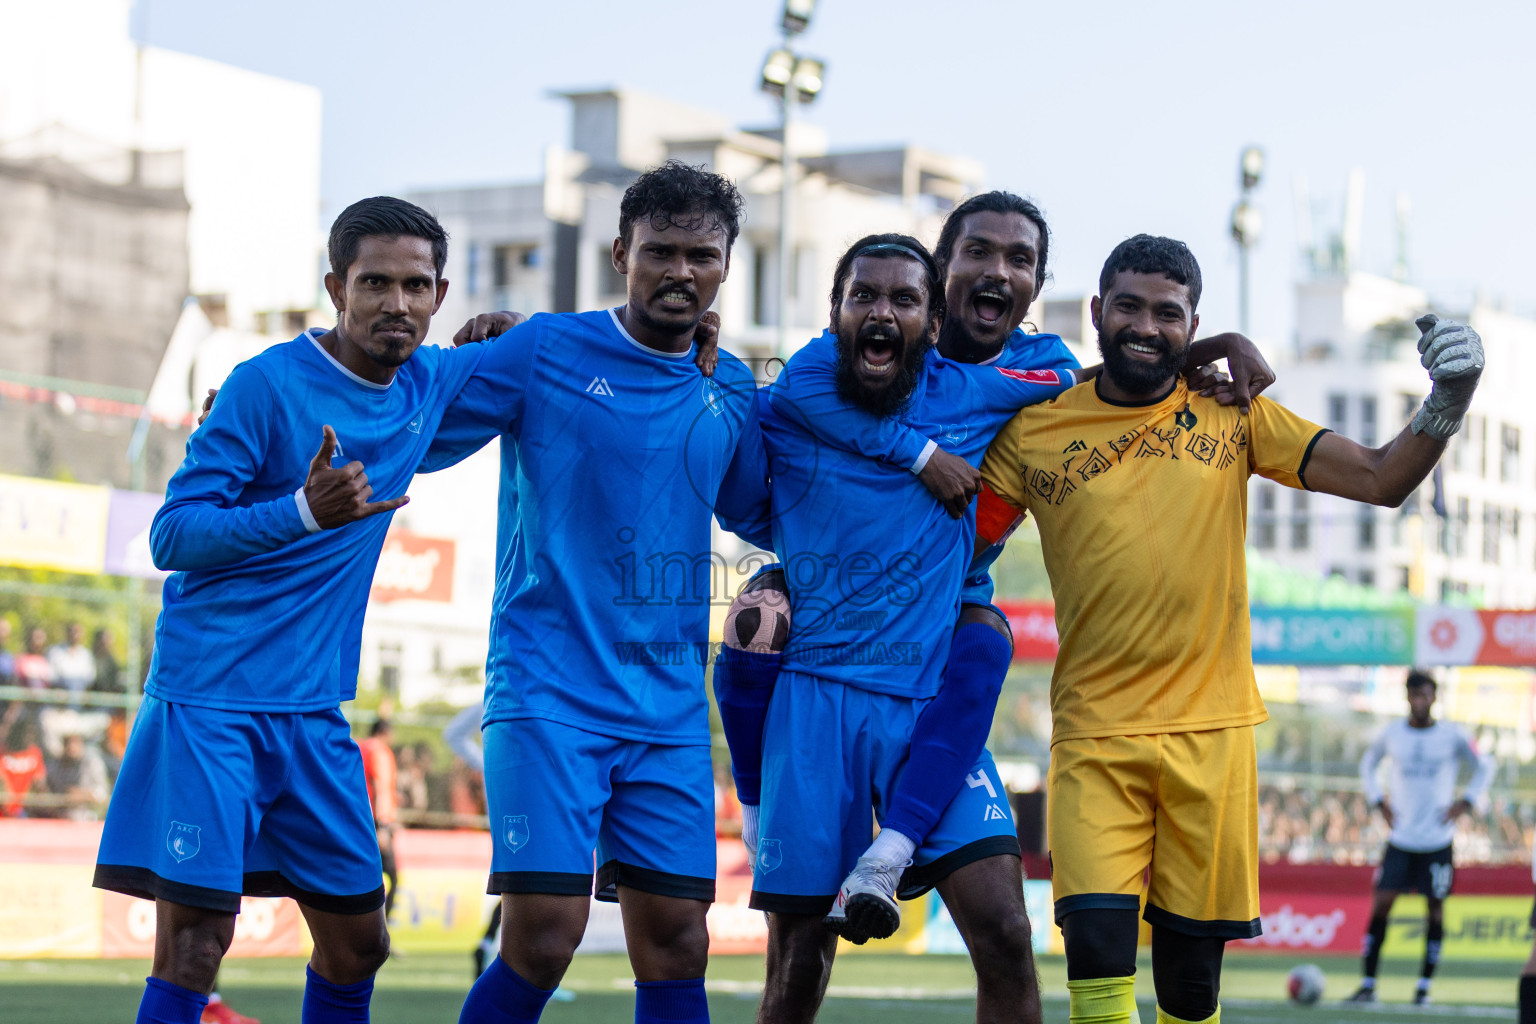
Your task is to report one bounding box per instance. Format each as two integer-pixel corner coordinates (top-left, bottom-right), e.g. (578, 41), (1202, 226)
(0, 474), (110, 574)
(1383, 895), (1533, 962)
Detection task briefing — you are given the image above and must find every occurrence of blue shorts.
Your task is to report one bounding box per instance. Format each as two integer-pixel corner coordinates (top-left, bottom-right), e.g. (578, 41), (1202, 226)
(750, 671), (1019, 914)
(94, 697), (383, 914)
(960, 572), (996, 608)
(483, 717), (715, 903)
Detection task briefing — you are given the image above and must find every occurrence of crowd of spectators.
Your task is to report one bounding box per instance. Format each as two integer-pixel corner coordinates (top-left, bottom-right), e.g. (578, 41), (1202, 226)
(0, 619), (127, 819)
(1257, 783), (1536, 865)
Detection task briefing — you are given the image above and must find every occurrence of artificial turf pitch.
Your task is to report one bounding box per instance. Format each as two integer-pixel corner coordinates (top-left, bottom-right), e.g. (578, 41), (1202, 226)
(0, 952), (1518, 1022)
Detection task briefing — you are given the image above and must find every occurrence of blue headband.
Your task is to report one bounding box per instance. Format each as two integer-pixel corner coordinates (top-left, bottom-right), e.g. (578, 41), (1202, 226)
(852, 242), (931, 268)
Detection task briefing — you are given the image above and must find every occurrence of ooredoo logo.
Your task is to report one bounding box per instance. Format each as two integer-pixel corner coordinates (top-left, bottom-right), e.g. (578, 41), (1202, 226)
(1243, 905), (1347, 949)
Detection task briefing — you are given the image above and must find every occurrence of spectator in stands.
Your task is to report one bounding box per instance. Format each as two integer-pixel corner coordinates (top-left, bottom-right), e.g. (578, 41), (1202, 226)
(357, 719), (400, 916)
(90, 628), (124, 694)
(48, 731), (108, 821)
(48, 622), (95, 704)
(103, 707), (129, 782)
(1, 720), (47, 817)
(13, 626), (54, 691)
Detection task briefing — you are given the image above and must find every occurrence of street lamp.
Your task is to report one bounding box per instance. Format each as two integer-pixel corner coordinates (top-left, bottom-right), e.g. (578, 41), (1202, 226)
(760, 1), (824, 354)
(1230, 145), (1264, 336)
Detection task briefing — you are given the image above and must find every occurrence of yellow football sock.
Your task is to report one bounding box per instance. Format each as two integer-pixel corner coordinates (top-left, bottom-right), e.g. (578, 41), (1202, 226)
(1067, 976), (1140, 1023)
(1155, 1005), (1219, 1024)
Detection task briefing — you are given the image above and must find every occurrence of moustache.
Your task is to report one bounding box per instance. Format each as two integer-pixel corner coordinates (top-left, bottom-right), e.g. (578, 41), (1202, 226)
(1113, 329), (1170, 354)
(651, 285), (698, 306)
(370, 319), (416, 339)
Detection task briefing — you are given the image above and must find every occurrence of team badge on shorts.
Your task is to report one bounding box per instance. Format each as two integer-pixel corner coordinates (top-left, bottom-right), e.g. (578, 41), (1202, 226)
(166, 821), (201, 863)
(757, 839), (782, 874)
(502, 815), (530, 853)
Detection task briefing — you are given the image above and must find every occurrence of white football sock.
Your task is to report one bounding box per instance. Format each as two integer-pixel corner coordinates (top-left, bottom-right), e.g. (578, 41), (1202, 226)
(866, 827), (916, 868)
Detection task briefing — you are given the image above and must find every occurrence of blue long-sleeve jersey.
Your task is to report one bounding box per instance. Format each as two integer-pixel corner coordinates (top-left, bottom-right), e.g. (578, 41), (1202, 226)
(425, 309), (770, 745)
(146, 330), (484, 712)
(762, 332), (1074, 697)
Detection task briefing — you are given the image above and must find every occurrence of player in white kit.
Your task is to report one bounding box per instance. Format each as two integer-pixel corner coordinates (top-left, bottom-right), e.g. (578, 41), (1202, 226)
(1347, 670), (1493, 1005)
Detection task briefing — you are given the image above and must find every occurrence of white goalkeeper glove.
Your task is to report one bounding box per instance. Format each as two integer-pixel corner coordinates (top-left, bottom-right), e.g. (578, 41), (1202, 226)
(1410, 314), (1484, 441)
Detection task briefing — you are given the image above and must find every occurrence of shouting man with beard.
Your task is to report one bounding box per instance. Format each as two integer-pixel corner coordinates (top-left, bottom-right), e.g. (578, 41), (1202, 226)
(743, 234), (1079, 1024)
(975, 234), (1485, 1024)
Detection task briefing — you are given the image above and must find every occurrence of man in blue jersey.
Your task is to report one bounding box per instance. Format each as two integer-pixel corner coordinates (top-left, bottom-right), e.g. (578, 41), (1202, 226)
(735, 233), (1078, 1024)
(430, 162), (770, 1024)
(94, 196), (487, 1024)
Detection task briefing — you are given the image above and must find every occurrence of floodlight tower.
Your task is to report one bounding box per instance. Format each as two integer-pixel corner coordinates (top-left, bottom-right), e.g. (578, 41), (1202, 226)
(1230, 146), (1264, 337)
(760, 0), (824, 354)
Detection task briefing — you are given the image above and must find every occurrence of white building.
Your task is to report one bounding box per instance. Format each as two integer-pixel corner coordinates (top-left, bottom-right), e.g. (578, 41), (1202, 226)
(362, 87), (987, 705)
(0, 0), (323, 332)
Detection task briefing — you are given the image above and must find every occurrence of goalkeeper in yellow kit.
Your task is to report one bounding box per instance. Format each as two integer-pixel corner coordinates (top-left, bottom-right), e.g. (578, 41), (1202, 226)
(974, 234), (1484, 1024)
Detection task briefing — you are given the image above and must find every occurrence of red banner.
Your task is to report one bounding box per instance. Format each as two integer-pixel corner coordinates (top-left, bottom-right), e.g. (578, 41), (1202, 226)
(994, 600), (1059, 662)
(1417, 607), (1536, 666)
(370, 532), (455, 604)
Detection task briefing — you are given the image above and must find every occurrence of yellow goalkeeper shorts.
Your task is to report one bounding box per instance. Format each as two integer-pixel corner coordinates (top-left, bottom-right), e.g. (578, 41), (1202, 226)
(1047, 726), (1260, 938)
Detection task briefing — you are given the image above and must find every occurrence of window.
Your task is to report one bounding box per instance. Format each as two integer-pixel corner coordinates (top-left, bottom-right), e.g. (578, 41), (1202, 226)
(1253, 520), (1276, 549)
(1453, 498), (1470, 558)
(1327, 394), (1348, 434)
(1359, 568), (1375, 587)
(1292, 490), (1310, 514)
(1397, 566), (1411, 591)
(1357, 508), (1376, 550)
(752, 245), (771, 326)
(1257, 484), (1276, 514)
(1290, 519), (1310, 549)
(1502, 424), (1521, 484)
(1483, 504), (1501, 564)
(1360, 396), (1377, 447)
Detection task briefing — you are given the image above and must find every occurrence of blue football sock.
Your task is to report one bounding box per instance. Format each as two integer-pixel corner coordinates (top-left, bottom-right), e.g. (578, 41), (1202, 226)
(711, 645), (780, 805)
(880, 622), (1012, 843)
(137, 977), (209, 1024)
(302, 965), (374, 1024)
(459, 955), (556, 1023)
(635, 977), (709, 1023)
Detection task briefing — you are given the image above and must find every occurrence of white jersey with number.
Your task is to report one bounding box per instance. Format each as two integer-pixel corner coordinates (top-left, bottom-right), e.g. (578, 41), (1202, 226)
(1360, 719), (1493, 853)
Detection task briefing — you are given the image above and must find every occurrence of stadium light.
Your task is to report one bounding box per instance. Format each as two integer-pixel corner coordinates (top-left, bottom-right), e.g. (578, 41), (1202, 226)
(790, 56), (824, 103)
(782, 0), (817, 36)
(1232, 145), (1265, 336)
(760, 48), (796, 95)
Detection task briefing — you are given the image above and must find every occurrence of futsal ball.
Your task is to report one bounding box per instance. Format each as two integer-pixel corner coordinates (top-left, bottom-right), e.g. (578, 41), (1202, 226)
(1286, 963), (1326, 1006)
(725, 569), (790, 652)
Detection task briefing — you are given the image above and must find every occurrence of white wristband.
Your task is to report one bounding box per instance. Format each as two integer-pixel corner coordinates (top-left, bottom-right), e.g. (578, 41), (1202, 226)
(294, 487), (322, 533)
(910, 440), (939, 475)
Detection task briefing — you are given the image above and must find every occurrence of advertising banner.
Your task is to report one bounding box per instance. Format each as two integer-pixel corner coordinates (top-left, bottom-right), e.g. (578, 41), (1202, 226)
(994, 600), (1059, 662)
(0, 474), (110, 575)
(1250, 607), (1416, 665)
(370, 532), (456, 604)
(1418, 606), (1536, 667)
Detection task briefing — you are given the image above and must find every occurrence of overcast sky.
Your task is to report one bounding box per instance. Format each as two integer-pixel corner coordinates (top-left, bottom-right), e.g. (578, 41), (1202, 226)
(134, 0), (1535, 349)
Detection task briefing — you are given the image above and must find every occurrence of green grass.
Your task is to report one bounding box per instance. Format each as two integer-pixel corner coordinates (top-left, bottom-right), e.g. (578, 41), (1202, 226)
(0, 953), (1517, 1022)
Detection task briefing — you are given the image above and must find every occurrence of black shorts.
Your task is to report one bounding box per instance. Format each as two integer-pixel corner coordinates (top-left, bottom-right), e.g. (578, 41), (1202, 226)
(1376, 843), (1454, 899)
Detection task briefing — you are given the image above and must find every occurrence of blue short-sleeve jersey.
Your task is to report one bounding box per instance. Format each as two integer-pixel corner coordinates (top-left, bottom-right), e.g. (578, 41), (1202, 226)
(764, 333), (1073, 698)
(146, 331), (485, 712)
(426, 309), (769, 745)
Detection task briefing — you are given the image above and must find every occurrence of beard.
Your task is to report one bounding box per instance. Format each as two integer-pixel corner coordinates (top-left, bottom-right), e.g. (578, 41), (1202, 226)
(629, 300), (698, 337)
(1098, 327), (1184, 395)
(833, 318), (933, 416)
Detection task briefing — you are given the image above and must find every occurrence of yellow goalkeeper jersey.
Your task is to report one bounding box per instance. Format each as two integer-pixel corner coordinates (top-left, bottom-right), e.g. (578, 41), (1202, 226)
(978, 379), (1327, 743)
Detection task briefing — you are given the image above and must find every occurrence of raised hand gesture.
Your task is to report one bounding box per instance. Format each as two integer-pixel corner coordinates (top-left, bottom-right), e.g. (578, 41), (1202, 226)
(303, 425), (408, 529)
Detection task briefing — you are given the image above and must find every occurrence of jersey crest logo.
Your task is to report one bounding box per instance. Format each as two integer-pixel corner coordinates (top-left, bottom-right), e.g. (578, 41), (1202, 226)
(586, 377), (616, 397)
(1175, 404), (1198, 431)
(938, 424), (968, 447)
(702, 379), (724, 417)
(166, 821), (201, 863)
(502, 815), (530, 853)
(406, 414), (423, 435)
(996, 367), (1060, 385)
(983, 803), (1009, 822)
(757, 839), (783, 874)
